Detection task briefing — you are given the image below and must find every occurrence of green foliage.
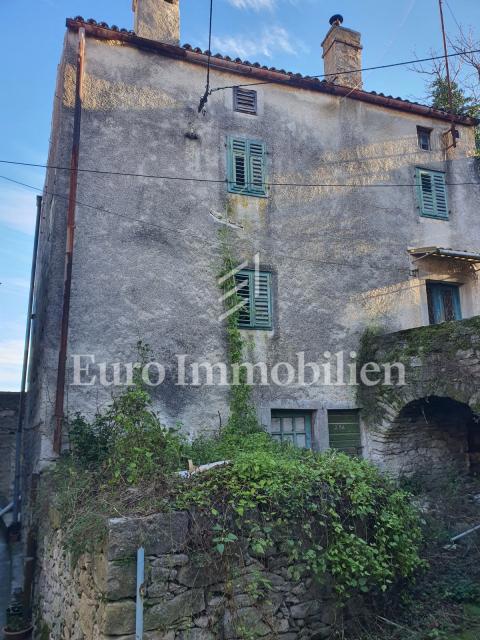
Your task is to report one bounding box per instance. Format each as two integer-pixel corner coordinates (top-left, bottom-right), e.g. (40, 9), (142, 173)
(68, 383), (186, 485)
(217, 228), (261, 434)
(430, 78), (477, 116)
(175, 436), (424, 600)
(428, 77), (480, 157)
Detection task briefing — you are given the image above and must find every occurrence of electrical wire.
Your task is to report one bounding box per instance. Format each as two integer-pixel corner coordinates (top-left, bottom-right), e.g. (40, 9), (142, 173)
(198, 0), (214, 112)
(208, 47), (480, 93)
(0, 174), (412, 272)
(444, 0), (463, 34)
(0, 160), (478, 188)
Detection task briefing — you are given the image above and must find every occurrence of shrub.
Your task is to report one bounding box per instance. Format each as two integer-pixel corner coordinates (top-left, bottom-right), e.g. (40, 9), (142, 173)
(175, 440), (425, 599)
(67, 385), (186, 484)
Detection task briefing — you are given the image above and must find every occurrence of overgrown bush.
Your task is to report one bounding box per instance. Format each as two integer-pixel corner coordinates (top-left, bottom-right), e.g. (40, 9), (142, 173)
(44, 382), (425, 604)
(68, 385), (186, 484)
(176, 443), (424, 599)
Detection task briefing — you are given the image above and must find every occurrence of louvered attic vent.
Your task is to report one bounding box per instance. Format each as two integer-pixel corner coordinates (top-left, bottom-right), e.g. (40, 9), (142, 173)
(233, 87), (258, 115)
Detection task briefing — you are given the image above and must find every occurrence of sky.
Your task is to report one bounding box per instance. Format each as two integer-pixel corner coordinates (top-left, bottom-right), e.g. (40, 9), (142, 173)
(0, 0), (479, 390)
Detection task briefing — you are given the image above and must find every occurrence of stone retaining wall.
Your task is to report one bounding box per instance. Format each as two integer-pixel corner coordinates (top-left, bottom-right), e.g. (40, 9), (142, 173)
(358, 317), (480, 475)
(36, 511), (338, 640)
(0, 392), (19, 507)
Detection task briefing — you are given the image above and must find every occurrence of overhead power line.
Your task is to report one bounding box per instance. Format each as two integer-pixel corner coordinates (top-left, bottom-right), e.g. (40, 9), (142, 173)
(0, 160), (478, 188)
(208, 47), (480, 93)
(1, 174), (405, 271)
(198, 0), (214, 113)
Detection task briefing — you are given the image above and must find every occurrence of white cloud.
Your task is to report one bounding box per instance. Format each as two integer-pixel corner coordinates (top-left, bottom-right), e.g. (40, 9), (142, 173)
(227, 0), (275, 10)
(212, 26), (299, 59)
(0, 181), (39, 235)
(0, 339), (23, 391)
(0, 277), (30, 296)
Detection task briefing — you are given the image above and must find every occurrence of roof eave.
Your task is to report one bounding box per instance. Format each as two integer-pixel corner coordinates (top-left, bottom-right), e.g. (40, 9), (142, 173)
(65, 18), (479, 127)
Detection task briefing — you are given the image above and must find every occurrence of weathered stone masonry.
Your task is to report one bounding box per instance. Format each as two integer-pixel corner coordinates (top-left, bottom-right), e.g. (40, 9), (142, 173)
(0, 392), (19, 508)
(358, 316), (480, 475)
(37, 510), (338, 640)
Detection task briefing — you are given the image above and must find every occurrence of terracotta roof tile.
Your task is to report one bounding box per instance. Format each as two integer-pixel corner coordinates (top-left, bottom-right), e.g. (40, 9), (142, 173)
(65, 17), (478, 126)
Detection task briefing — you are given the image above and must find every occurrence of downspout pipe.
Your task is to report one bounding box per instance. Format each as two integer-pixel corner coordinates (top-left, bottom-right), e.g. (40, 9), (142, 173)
(53, 27), (85, 453)
(136, 547), (145, 640)
(11, 195), (42, 527)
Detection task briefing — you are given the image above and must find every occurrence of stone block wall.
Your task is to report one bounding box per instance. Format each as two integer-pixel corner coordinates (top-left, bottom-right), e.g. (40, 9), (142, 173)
(0, 392), (19, 506)
(358, 317), (480, 475)
(36, 511), (338, 640)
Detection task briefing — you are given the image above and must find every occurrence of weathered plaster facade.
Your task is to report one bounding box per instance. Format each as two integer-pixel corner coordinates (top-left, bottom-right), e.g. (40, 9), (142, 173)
(25, 2), (480, 481)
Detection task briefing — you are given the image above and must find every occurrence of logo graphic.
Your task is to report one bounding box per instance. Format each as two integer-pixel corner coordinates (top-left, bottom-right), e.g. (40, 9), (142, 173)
(217, 253), (261, 322)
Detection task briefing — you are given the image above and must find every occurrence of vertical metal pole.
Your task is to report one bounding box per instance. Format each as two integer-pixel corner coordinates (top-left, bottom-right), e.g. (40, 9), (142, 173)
(53, 27), (86, 453)
(12, 195), (42, 525)
(438, 0), (457, 147)
(136, 547), (145, 640)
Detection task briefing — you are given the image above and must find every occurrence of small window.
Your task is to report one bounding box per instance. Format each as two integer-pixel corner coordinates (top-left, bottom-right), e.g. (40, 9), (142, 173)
(417, 126), (432, 151)
(270, 410), (312, 449)
(415, 168), (448, 219)
(227, 137), (267, 197)
(234, 269), (272, 329)
(427, 282), (462, 324)
(233, 87), (257, 115)
(328, 410), (362, 456)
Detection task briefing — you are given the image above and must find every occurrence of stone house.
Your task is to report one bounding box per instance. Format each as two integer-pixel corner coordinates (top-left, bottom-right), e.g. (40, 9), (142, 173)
(24, 0), (480, 486)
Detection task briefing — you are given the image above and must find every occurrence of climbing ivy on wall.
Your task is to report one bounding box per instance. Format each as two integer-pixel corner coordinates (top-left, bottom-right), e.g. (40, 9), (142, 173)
(217, 228), (260, 434)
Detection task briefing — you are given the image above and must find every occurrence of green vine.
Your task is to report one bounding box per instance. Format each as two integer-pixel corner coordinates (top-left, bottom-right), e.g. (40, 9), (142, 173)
(218, 228), (260, 434)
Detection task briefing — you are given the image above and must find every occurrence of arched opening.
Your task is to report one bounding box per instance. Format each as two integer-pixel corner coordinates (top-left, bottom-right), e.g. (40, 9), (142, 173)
(383, 396), (480, 476)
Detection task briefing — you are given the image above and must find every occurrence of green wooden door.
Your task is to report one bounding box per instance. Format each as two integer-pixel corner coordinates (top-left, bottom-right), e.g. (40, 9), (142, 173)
(328, 410), (362, 456)
(270, 410), (312, 449)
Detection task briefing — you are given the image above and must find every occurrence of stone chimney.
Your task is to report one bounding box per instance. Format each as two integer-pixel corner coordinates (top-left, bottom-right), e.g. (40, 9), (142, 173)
(321, 15), (363, 90)
(133, 0), (180, 45)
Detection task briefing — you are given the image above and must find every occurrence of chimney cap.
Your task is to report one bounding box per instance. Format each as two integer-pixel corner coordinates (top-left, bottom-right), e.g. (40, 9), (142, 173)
(329, 14), (344, 26)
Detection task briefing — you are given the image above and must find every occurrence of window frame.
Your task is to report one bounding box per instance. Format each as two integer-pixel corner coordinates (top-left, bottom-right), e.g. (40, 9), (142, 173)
(426, 281), (462, 325)
(415, 167), (449, 220)
(417, 126), (432, 151)
(270, 410), (313, 449)
(234, 268), (273, 330)
(233, 87), (258, 115)
(227, 136), (267, 197)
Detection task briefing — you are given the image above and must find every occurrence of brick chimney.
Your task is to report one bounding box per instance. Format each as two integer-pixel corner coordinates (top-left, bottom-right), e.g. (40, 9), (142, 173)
(133, 0), (180, 45)
(321, 15), (363, 90)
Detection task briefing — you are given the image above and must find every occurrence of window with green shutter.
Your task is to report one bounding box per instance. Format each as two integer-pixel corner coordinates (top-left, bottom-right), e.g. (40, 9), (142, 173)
(227, 137), (267, 197)
(234, 269), (272, 329)
(416, 168), (449, 219)
(328, 410), (362, 456)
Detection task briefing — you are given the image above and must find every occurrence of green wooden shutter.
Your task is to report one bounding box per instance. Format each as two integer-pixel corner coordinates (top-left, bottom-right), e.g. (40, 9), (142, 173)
(248, 140), (267, 196)
(235, 271), (252, 328)
(228, 137), (247, 193)
(234, 269), (272, 329)
(432, 171), (448, 218)
(252, 271), (272, 328)
(328, 410), (362, 456)
(228, 137), (267, 196)
(416, 168), (448, 219)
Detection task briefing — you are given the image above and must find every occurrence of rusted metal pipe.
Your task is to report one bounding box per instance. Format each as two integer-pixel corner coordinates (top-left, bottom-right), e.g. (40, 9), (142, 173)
(53, 28), (85, 454)
(65, 19), (478, 127)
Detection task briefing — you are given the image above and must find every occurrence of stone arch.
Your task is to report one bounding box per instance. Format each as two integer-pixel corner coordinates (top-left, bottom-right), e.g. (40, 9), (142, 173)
(368, 395), (480, 477)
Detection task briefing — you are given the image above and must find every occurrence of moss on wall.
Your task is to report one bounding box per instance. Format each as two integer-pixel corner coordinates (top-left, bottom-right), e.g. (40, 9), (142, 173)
(357, 316), (480, 426)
